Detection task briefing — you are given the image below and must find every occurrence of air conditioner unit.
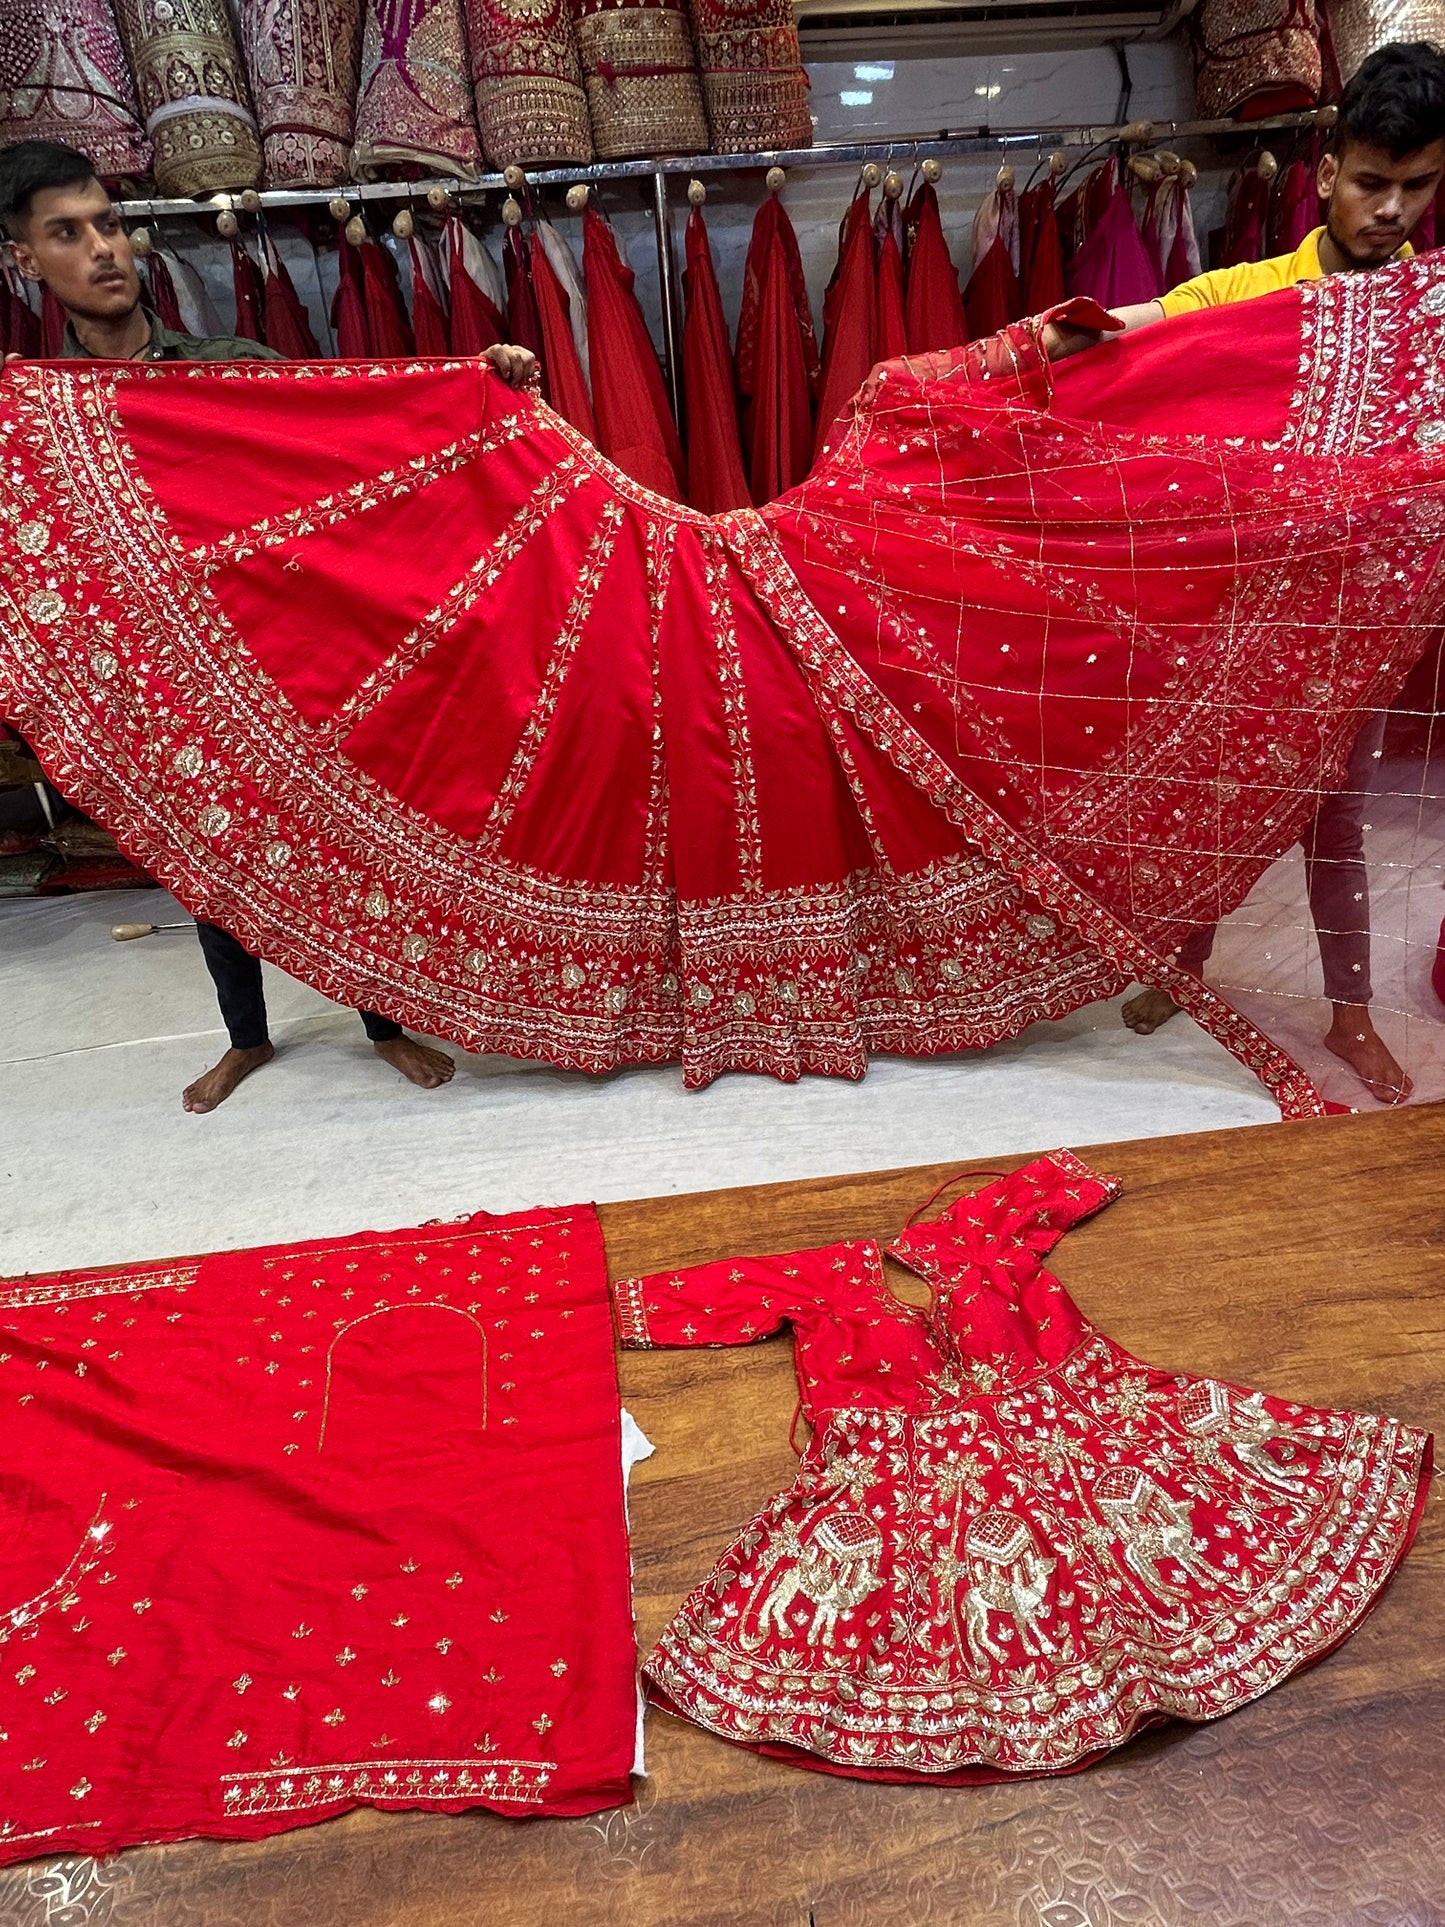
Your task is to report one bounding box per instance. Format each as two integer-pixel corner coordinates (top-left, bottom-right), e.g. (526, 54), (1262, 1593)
(795, 0), (1195, 61)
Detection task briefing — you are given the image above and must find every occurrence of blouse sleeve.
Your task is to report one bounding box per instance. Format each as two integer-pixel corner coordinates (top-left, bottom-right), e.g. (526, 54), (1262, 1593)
(611, 1250), (818, 1350)
(985, 1150), (1122, 1255)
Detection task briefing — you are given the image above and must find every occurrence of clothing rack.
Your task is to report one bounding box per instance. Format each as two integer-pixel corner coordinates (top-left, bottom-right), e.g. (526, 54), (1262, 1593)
(116, 110), (1324, 425)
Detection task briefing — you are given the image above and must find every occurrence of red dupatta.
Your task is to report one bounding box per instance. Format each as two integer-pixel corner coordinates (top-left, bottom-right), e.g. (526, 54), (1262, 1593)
(3, 264), (1444, 1107)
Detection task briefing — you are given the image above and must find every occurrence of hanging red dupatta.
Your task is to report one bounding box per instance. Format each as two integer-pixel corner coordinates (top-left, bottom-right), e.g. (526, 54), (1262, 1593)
(2, 265), (1444, 1107)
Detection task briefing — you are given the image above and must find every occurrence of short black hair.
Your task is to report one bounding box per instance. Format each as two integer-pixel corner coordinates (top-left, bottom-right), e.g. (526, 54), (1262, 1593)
(0, 140), (100, 239)
(1334, 42), (1445, 159)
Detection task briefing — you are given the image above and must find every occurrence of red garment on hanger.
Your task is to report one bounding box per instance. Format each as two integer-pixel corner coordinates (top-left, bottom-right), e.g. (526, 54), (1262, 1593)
(1064, 179), (1163, 306)
(229, 239), (267, 343)
(1272, 156), (1320, 254)
(329, 229), (370, 356)
(40, 283), (66, 355)
(0, 1205), (638, 1866)
(962, 230), (1021, 341)
(616, 1153), (1430, 1781)
(813, 190), (874, 457)
(745, 211), (815, 500)
(581, 205), (683, 500)
(360, 239), (416, 356)
(261, 241), (321, 358)
(407, 238), (451, 355)
(503, 227), (545, 363)
(444, 220), (504, 356)
(530, 231), (597, 440)
(5, 276), (1445, 1109)
(737, 192), (819, 469)
(142, 253), (185, 333)
(1220, 167), (1272, 269)
(680, 205), (750, 514)
(1018, 178), (1065, 312)
(872, 195), (908, 364)
(1, 270), (41, 356)
(903, 183), (965, 354)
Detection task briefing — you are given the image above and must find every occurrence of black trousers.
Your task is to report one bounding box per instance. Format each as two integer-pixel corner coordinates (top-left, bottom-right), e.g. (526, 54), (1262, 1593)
(195, 921), (402, 1050)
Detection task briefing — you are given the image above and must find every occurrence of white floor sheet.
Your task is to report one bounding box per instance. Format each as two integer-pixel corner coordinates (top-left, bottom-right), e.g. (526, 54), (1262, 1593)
(0, 886), (1281, 1275)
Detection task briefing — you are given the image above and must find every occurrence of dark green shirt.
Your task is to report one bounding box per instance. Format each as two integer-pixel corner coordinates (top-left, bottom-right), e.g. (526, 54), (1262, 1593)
(60, 311), (284, 363)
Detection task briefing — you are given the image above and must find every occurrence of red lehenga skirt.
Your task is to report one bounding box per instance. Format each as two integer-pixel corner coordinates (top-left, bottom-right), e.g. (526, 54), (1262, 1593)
(2, 262), (1444, 1106)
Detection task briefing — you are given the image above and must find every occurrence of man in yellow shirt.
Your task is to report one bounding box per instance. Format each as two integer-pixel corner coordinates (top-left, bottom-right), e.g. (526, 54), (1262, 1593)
(1045, 42), (1445, 1104)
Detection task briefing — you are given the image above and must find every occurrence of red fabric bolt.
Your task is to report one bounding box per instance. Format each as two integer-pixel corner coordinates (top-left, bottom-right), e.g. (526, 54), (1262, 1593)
(680, 205), (750, 514)
(0, 1205), (639, 1864)
(963, 232), (1022, 341)
(581, 205), (683, 500)
(736, 191), (818, 425)
(359, 238), (416, 357)
(530, 231), (597, 441)
(903, 184), (965, 355)
(813, 190), (873, 458)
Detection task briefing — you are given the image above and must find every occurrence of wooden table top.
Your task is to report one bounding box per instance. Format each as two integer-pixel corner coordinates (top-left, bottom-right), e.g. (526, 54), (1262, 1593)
(4, 1107), (1442, 1926)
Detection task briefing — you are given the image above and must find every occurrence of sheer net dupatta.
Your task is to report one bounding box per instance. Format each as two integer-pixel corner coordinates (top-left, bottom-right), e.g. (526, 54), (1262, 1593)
(768, 266), (1445, 1110)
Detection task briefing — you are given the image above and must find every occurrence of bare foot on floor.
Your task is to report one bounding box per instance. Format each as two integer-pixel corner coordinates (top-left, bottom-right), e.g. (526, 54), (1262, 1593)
(374, 1034), (455, 1089)
(1122, 987), (1183, 1035)
(1323, 1008), (1413, 1105)
(182, 1041), (275, 1113)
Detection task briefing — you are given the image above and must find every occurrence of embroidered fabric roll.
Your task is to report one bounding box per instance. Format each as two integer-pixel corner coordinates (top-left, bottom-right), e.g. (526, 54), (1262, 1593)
(237, 0), (363, 187)
(687, 0), (810, 152)
(0, 0), (153, 182)
(1192, 0), (1322, 120)
(352, 0), (482, 178)
(112, 0), (262, 195)
(463, 0), (592, 167)
(572, 0), (708, 161)
(1329, 0), (1445, 82)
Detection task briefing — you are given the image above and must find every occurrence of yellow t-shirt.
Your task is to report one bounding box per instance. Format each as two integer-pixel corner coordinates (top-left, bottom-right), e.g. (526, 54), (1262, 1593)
(1157, 226), (1413, 316)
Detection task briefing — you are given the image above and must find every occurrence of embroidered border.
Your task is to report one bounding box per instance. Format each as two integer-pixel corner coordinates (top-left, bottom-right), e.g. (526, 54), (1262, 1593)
(219, 1755), (554, 1815)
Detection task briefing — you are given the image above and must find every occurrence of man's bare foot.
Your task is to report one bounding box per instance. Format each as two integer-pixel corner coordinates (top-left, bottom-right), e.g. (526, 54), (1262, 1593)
(1323, 1006), (1413, 1105)
(182, 1041), (275, 1113)
(373, 1034), (455, 1089)
(1122, 987), (1184, 1034)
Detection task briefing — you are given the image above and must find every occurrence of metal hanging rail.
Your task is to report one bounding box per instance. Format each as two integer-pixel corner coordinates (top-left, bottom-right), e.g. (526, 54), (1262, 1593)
(114, 110), (1325, 219)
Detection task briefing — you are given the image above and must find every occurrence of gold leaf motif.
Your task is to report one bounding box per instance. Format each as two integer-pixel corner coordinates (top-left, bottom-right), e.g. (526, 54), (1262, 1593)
(173, 743), (204, 777)
(363, 888), (390, 920)
(197, 805), (232, 838)
(16, 518), (50, 554)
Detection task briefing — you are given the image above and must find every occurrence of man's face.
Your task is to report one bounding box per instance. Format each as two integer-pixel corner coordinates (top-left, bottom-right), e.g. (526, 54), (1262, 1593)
(1318, 137), (1445, 266)
(7, 178), (140, 321)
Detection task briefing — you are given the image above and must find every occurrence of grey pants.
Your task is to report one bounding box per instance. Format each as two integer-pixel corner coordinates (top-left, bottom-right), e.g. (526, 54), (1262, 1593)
(1179, 712), (1386, 1006)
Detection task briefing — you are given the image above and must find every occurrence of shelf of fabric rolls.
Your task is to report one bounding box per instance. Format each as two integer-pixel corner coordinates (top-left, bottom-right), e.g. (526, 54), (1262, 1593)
(113, 107), (1327, 420)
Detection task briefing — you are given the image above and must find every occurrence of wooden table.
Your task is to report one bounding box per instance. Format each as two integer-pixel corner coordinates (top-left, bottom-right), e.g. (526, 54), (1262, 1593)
(5, 1108), (1442, 1925)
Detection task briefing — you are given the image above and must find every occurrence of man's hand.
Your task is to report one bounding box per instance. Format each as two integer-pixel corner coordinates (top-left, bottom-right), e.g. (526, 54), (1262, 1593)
(1040, 299), (1166, 361)
(481, 342), (540, 389)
